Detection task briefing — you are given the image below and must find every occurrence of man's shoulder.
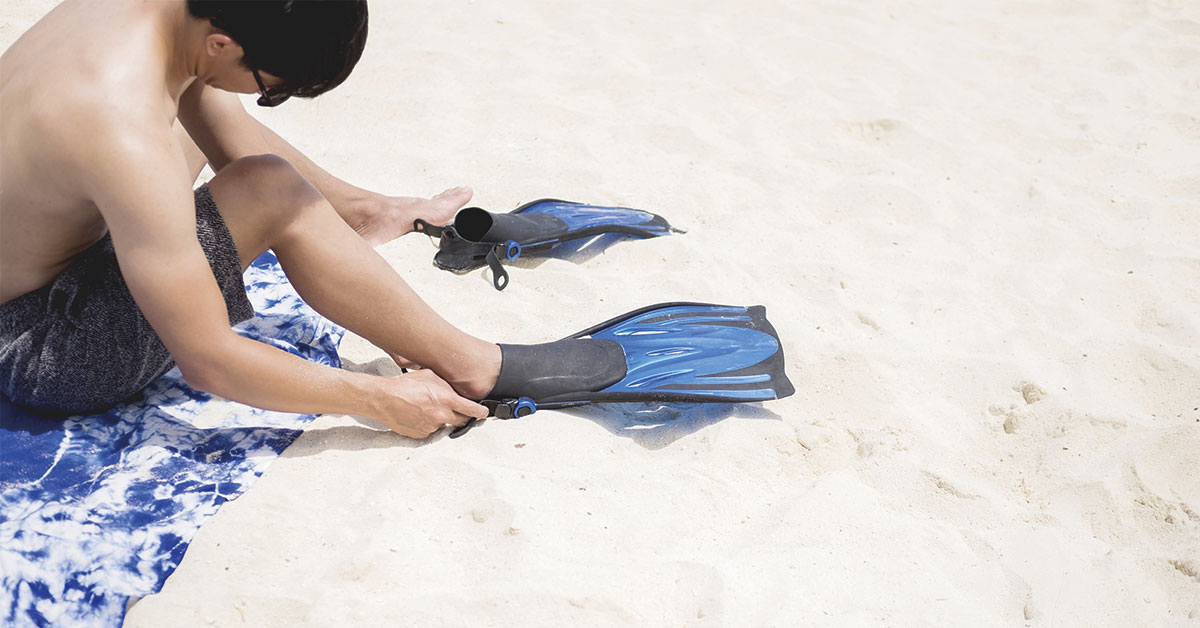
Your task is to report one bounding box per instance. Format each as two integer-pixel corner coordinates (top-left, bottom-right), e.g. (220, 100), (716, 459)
(2, 2), (173, 153)
(4, 74), (171, 167)
(54, 97), (178, 169)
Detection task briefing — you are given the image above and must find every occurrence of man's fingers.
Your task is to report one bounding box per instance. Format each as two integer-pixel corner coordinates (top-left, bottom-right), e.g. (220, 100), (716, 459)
(445, 401), (487, 426)
(457, 398), (489, 420)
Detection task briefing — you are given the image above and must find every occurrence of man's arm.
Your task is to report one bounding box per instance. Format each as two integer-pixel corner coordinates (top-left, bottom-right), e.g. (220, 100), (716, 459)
(176, 81), (467, 245)
(79, 119), (481, 437)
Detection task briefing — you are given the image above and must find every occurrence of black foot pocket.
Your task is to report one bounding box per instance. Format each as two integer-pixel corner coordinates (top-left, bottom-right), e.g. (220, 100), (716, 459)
(489, 339), (627, 401)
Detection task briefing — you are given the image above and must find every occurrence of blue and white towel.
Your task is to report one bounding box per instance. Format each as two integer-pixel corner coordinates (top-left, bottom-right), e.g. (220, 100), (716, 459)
(0, 253), (345, 627)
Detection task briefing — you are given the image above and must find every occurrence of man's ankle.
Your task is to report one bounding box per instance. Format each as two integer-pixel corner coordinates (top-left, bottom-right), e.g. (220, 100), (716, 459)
(448, 343), (502, 400)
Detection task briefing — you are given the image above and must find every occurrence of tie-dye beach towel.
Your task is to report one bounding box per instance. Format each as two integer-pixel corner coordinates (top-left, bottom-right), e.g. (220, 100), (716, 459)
(0, 253), (344, 627)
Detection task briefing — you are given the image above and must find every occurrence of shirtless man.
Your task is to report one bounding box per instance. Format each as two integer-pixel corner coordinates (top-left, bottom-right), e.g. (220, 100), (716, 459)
(0, 0), (502, 437)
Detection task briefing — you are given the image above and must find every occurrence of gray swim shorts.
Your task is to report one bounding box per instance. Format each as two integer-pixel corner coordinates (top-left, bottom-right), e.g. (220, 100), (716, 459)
(0, 184), (255, 414)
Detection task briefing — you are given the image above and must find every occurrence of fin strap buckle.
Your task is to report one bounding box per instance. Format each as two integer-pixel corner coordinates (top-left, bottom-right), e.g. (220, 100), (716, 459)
(448, 397), (537, 439)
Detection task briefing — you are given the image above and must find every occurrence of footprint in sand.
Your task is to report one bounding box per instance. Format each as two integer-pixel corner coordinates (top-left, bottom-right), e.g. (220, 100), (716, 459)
(990, 382), (1045, 434)
(1014, 381), (1046, 405)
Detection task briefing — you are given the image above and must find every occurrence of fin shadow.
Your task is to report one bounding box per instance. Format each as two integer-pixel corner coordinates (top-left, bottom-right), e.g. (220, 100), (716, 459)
(557, 402), (784, 450)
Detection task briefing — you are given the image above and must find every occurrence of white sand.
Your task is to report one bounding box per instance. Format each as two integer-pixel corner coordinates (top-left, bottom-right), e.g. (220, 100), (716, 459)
(6, 0), (1200, 625)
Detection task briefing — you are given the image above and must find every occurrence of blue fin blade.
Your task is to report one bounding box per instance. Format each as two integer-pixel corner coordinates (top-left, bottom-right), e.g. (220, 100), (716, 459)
(518, 200), (675, 237)
(555, 303), (794, 404)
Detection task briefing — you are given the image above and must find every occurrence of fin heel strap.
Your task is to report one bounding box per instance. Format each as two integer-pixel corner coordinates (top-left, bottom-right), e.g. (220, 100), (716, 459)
(412, 218), (444, 237)
(485, 247), (511, 290)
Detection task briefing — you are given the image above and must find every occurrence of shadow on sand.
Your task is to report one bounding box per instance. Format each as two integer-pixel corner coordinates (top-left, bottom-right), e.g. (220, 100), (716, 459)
(555, 402), (784, 450)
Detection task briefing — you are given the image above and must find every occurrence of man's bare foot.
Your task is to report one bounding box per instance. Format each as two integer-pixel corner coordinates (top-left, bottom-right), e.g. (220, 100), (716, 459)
(355, 186), (473, 247)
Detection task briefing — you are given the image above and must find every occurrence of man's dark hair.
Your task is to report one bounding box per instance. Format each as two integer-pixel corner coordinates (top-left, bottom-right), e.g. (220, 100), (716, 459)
(187, 0), (369, 99)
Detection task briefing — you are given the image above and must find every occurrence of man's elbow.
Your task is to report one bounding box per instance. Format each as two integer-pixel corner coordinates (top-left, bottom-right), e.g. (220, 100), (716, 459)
(173, 338), (238, 395)
(177, 358), (225, 395)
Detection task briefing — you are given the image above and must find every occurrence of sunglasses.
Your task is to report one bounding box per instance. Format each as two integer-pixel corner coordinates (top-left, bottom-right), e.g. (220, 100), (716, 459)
(251, 67), (290, 107)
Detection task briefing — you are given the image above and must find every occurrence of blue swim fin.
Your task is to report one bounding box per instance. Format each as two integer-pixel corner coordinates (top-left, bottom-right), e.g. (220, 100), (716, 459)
(451, 302), (794, 437)
(414, 199), (681, 290)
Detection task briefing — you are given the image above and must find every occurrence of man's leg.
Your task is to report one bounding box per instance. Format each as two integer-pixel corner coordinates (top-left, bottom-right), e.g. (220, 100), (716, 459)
(206, 154), (501, 399)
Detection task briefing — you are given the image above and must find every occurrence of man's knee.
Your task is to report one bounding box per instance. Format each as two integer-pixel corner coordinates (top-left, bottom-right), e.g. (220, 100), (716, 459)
(214, 154), (320, 210)
(206, 155), (325, 258)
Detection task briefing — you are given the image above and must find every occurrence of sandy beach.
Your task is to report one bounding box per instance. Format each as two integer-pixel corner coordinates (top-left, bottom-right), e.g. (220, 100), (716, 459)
(4, 0), (1199, 625)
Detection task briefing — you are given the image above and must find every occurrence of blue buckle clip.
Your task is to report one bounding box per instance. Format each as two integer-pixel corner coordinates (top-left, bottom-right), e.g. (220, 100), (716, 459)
(449, 397), (537, 438)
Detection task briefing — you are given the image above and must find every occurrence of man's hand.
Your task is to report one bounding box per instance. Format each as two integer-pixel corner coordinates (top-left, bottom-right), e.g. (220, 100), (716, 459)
(354, 186), (474, 247)
(368, 368), (489, 439)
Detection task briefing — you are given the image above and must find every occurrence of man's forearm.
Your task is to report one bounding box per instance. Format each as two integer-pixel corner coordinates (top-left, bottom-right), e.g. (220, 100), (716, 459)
(187, 332), (380, 419)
